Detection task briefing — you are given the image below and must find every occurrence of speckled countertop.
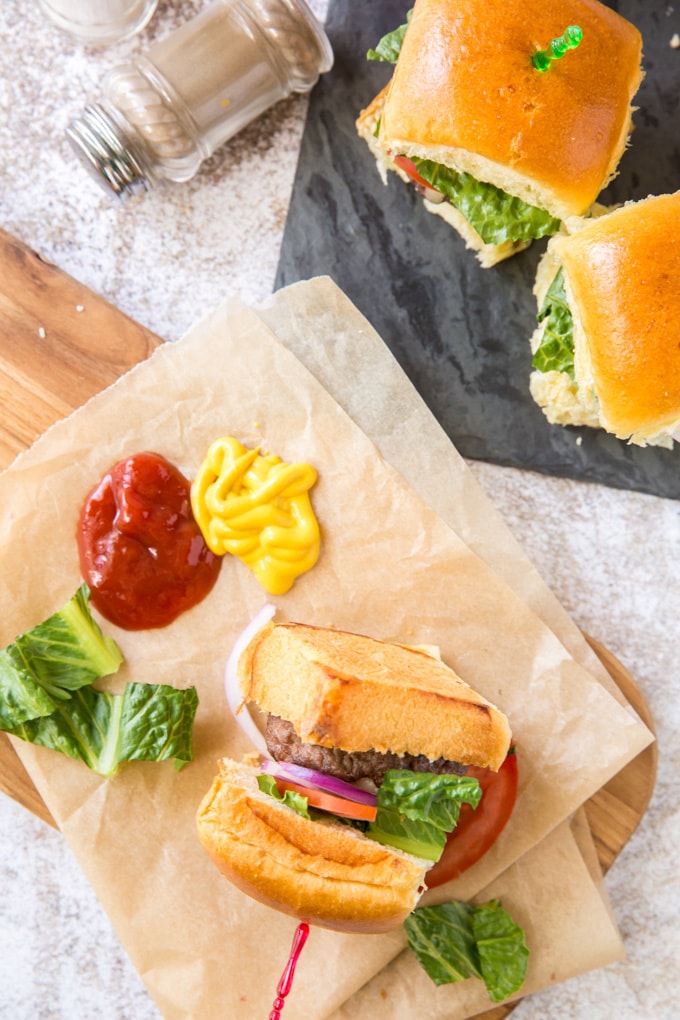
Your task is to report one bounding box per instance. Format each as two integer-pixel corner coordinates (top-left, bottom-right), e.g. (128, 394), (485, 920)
(0, 2), (679, 1018)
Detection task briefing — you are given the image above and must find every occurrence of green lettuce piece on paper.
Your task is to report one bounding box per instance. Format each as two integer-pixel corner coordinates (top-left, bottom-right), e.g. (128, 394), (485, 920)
(1, 585), (198, 775)
(0, 585), (123, 729)
(472, 898), (531, 1003)
(405, 898), (529, 1003)
(367, 10), (412, 63)
(405, 901), (482, 984)
(6, 682), (199, 776)
(532, 267), (576, 379)
(411, 159), (561, 244)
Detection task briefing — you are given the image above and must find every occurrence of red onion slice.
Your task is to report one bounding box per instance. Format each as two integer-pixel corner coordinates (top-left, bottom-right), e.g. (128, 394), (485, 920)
(260, 758), (377, 806)
(224, 603), (276, 757)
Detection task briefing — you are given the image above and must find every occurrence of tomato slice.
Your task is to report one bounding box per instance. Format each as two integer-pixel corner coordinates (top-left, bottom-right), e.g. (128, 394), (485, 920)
(392, 155), (439, 193)
(425, 749), (519, 888)
(274, 778), (378, 822)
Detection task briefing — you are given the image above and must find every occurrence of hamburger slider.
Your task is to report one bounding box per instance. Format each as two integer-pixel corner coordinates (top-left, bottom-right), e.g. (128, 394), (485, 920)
(356, 0), (643, 266)
(197, 618), (513, 933)
(529, 191), (680, 448)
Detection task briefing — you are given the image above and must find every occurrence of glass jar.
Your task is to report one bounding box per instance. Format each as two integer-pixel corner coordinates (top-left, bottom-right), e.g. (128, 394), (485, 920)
(38, 0), (158, 45)
(66, 0), (333, 198)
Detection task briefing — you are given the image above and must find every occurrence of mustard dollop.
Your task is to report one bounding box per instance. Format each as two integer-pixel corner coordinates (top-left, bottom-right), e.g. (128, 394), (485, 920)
(191, 437), (321, 594)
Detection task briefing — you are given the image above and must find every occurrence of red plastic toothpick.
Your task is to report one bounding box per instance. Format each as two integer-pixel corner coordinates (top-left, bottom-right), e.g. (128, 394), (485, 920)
(269, 922), (311, 1019)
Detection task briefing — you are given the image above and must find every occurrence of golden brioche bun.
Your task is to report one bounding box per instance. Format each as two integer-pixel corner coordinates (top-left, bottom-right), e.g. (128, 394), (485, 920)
(378, 0), (643, 221)
(196, 758), (430, 933)
(530, 192), (680, 446)
(238, 621), (512, 771)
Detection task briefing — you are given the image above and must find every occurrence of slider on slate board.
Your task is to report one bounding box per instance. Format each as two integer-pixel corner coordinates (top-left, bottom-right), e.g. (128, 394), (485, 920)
(356, 0), (643, 267)
(529, 191), (680, 448)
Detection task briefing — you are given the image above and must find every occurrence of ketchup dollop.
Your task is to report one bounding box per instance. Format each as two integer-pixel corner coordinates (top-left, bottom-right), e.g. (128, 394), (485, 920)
(77, 452), (222, 630)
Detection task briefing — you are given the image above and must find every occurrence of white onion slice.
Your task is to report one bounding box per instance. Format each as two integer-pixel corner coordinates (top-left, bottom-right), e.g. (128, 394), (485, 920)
(420, 184), (445, 204)
(260, 759), (378, 806)
(224, 603), (276, 756)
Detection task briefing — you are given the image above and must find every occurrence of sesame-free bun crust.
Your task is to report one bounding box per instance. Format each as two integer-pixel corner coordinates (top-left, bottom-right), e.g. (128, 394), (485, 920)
(380, 0), (643, 219)
(552, 192), (680, 443)
(238, 622), (511, 771)
(196, 759), (429, 933)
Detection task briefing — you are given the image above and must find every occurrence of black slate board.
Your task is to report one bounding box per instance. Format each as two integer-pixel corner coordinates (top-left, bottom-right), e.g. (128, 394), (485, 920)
(275, 0), (680, 499)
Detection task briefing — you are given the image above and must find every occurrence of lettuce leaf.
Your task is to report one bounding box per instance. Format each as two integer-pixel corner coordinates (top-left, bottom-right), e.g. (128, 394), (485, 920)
(410, 159), (561, 244)
(532, 267), (576, 379)
(0, 585), (123, 728)
(472, 898), (531, 1002)
(376, 770), (482, 828)
(257, 773), (311, 818)
(367, 11), (412, 63)
(367, 770), (482, 861)
(367, 802), (448, 860)
(404, 898), (529, 1002)
(1, 586), (198, 774)
(405, 902), (482, 984)
(5, 682), (199, 776)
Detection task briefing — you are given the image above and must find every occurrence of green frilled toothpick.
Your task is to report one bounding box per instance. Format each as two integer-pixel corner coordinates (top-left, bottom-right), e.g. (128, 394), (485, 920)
(532, 25), (583, 70)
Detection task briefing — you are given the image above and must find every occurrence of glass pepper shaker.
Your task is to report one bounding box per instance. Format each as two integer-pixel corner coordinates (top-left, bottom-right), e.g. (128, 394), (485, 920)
(66, 0), (333, 199)
(38, 0), (158, 45)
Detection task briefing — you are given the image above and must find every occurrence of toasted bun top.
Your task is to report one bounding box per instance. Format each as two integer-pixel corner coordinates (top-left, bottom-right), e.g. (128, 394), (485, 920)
(553, 192), (680, 440)
(379, 0), (643, 218)
(238, 622), (511, 771)
(196, 758), (429, 933)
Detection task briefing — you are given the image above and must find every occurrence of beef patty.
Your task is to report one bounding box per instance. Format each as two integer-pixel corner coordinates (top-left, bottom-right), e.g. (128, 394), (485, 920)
(265, 715), (466, 787)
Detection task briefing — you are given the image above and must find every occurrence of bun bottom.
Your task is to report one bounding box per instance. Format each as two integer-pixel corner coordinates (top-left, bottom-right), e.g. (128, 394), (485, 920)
(196, 758), (430, 934)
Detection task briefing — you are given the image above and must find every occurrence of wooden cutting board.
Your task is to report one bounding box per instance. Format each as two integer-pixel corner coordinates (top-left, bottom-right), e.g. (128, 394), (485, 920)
(0, 229), (657, 1016)
(0, 227), (161, 826)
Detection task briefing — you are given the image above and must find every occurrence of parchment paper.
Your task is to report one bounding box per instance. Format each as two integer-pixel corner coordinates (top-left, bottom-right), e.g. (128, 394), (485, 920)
(254, 278), (625, 702)
(329, 810), (625, 1020)
(0, 281), (652, 1018)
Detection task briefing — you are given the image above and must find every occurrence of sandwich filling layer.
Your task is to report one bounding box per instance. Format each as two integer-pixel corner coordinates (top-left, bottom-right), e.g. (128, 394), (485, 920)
(396, 155), (561, 245)
(265, 713), (467, 786)
(530, 256), (611, 435)
(357, 90), (559, 267)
